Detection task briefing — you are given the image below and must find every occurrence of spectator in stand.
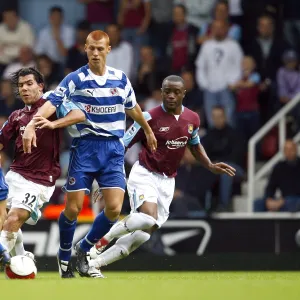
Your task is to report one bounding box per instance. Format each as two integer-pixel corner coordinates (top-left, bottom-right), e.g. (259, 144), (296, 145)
(2, 46), (35, 80)
(195, 20), (243, 128)
(229, 56), (261, 141)
(167, 4), (198, 74)
(77, 0), (114, 30)
(277, 50), (300, 132)
(106, 23), (134, 80)
(0, 8), (35, 76)
(254, 140), (300, 212)
(241, 0), (282, 44)
(65, 20), (90, 75)
(134, 46), (165, 99)
(35, 6), (75, 65)
(36, 55), (63, 91)
(202, 106), (245, 211)
(244, 15), (289, 123)
(149, 0), (173, 58)
(277, 50), (300, 106)
(181, 70), (203, 115)
(283, 0), (300, 52)
(197, 1), (241, 46)
(118, 0), (151, 68)
(174, 0), (216, 29)
(0, 80), (23, 117)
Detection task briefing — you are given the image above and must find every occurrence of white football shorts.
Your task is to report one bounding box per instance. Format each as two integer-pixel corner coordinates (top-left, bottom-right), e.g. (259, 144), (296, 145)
(5, 170), (55, 225)
(127, 161), (175, 228)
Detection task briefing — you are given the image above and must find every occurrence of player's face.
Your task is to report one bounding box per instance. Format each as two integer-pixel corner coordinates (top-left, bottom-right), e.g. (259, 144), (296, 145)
(18, 74), (43, 105)
(161, 81), (186, 112)
(85, 38), (111, 67)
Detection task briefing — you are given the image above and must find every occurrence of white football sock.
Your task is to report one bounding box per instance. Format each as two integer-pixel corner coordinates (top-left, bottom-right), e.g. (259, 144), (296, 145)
(14, 229), (25, 256)
(104, 213), (156, 242)
(90, 230), (151, 268)
(0, 230), (18, 253)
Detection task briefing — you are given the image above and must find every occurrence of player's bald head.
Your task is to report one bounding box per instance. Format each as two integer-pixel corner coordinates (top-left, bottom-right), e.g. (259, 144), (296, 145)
(86, 30), (110, 45)
(162, 75), (185, 88)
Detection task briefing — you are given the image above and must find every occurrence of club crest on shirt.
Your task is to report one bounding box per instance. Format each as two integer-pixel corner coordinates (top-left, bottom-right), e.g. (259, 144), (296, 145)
(139, 194), (144, 200)
(110, 88), (119, 96)
(69, 177), (76, 185)
(188, 124), (193, 134)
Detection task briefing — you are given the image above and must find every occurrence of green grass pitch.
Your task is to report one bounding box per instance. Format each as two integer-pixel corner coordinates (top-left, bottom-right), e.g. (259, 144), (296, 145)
(1, 272), (300, 300)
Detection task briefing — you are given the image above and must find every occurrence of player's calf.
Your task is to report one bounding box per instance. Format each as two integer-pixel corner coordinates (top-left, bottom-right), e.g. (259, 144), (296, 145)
(89, 230), (151, 269)
(0, 208), (30, 253)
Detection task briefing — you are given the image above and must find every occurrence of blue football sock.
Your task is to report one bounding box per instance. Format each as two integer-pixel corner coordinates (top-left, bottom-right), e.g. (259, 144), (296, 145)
(80, 211), (117, 252)
(58, 212), (77, 261)
(0, 242), (6, 253)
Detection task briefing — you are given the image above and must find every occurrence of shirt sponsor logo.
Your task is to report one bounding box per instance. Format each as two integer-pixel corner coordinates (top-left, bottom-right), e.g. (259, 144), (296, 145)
(159, 127), (170, 132)
(165, 136), (188, 150)
(84, 104), (117, 114)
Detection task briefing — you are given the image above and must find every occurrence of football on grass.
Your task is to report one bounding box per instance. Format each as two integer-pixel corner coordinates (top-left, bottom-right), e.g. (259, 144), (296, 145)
(5, 255), (37, 279)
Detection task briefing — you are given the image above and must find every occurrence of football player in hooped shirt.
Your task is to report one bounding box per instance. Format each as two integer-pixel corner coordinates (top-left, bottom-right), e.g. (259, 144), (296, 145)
(89, 75), (236, 273)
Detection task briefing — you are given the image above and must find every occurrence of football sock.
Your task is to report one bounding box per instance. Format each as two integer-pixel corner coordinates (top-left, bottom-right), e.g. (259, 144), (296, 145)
(58, 212), (77, 262)
(90, 230), (150, 268)
(0, 242), (6, 253)
(0, 231), (17, 253)
(103, 212), (156, 243)
(14, 229), (25, 256)
(80, 211), (116, 252)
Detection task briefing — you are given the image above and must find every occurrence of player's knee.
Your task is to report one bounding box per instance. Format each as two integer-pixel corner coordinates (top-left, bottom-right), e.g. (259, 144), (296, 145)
(4, 212), (25, 231)
(105, 206), (121, 221)
(65, 202), (82, 220)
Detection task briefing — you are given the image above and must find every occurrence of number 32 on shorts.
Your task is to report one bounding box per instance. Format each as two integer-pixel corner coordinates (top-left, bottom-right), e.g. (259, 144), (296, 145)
(22, 193), (37, 208)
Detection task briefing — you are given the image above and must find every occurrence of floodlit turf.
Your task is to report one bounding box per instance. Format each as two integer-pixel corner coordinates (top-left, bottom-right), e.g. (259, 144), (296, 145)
(1, 272), (300, 300)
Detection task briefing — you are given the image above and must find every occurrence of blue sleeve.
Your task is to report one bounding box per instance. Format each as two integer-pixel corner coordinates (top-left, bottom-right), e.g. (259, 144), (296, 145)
(228, 25), (242, 41)
(56, 101), (81, 118)
(198, 23), (208, 37)
(124, 75), (137, 110)
(249, 73), (261, 84)
(44, 72), (78, 107)
(123, 112), (151, 147)
(188, 127), (201, 145)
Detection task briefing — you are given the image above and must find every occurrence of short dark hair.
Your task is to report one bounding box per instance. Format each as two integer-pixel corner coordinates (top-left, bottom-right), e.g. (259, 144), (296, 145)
(49, 6), (63, 15)
(162, 75), (185, 87)
(77, 20), (91, 31)
(105, 23), (121, 32)
(2, 8), (18, 15)
(258, 14), (274, 25)
(174, 4), (187, 15)
(11, 68), (44, 94)
(212, 105), (225, 112)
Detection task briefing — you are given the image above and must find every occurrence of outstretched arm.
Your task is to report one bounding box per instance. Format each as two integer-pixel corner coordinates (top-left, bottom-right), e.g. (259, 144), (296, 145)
(33, 109), (85, 130)
(188, 143), (236, 177)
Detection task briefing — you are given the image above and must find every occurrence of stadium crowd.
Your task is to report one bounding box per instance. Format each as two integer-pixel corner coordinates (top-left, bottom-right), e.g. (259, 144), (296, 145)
(1, 0), (300, 215)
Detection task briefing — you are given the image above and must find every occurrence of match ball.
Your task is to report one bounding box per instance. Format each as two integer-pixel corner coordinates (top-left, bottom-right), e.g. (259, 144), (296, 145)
(5, 255), (37, 279)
